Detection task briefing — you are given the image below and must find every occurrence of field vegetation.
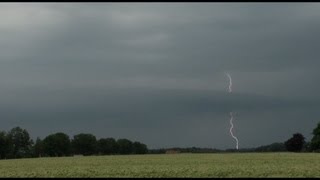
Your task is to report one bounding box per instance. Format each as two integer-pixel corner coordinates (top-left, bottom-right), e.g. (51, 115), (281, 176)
(0, 153), (319, 177)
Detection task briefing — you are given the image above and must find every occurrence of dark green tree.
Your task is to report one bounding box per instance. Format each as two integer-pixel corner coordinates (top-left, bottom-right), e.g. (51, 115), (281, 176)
(33, 137), (44, 157)
(0, 131), (11, 159)
(303, 141), (312, 152)
(132, 141), (148, 154)
(42, 132), (71, 157)
(285, 133), (305, 152)
(97, 138), (118, 155)
(117, 139), (133, 154)
(310, 122), (320, 152)
(7, 127), (33, 158)
(72, 133), (97, 156)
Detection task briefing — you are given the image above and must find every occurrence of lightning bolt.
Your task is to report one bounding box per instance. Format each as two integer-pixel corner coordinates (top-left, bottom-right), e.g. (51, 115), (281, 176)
(225, 72), (232, 93)
(225, 72), (239, 150)
(229, 112), (239, 150)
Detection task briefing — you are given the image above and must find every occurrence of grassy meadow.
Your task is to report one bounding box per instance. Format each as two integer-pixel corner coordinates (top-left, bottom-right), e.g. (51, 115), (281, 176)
(0, 153), (319, 177)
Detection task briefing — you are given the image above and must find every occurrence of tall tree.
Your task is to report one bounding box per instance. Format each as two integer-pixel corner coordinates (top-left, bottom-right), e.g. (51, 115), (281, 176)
(285, 133), (305, 152)
(117, 139), (133, 154)
(311, 122), (320, 152)
(97, 138), (118, 155)
(42, 132), (71, 157)
(72, 133), (97, 156)
(7, 127), (33, 158)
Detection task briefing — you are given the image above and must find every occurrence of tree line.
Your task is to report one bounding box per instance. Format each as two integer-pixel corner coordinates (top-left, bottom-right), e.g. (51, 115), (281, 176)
(1, 122), (320, 159)
(279, 122), (320, 153)
(150, 122), (320, 153)
(0, 127), (148, 159)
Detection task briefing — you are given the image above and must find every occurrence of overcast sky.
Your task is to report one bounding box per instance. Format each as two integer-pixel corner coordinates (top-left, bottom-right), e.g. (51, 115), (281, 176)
(1, 3), (320, 149)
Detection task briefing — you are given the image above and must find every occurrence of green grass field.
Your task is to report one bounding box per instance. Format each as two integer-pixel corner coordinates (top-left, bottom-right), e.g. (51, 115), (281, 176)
(0, 153), (319, 177)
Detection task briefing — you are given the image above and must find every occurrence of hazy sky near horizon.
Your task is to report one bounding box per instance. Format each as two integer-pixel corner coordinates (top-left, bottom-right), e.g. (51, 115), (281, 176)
(1, 3), (320, 149)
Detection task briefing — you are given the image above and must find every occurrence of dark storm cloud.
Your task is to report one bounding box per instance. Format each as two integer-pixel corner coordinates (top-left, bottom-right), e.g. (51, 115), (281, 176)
(0, 3), (320, 149)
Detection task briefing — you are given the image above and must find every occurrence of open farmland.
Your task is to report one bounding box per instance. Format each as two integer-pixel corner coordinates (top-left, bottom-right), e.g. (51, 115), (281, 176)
(0, 153), (319, 177)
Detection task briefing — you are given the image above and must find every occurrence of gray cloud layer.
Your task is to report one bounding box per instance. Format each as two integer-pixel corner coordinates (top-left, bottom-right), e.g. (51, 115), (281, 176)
(0, 3), (320, 149)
